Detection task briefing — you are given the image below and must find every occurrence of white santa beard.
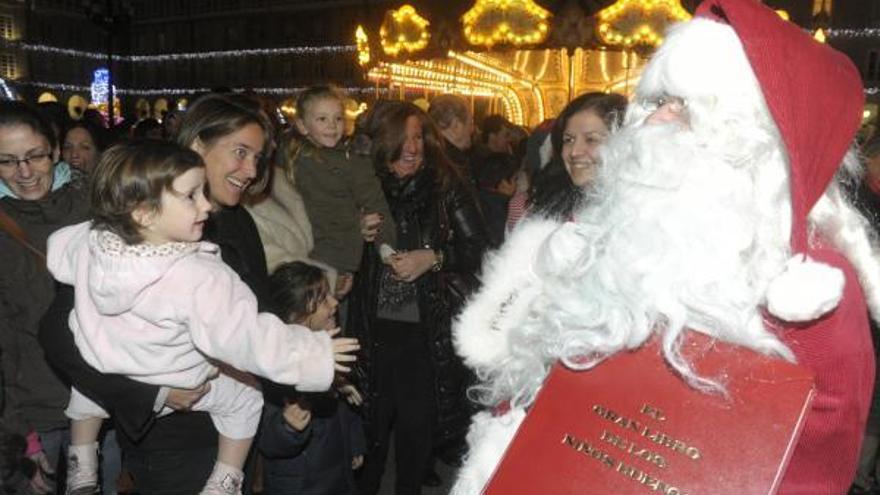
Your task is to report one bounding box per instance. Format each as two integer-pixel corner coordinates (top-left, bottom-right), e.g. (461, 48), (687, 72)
(477, 123), (794, 409)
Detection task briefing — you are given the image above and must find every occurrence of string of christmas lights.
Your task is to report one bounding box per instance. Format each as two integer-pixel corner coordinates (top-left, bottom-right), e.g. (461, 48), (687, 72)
(827, 28), (880, 39)
(16, 80), (386, 97)
(0, 39), (354, 62)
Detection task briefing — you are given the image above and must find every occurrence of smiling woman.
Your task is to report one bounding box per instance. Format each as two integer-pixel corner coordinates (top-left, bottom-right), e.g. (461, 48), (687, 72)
(177, 94), (272, 208)
(0, 101), (95, 491)
(349, 101), (491, 494)
(529, 92), (628, 219)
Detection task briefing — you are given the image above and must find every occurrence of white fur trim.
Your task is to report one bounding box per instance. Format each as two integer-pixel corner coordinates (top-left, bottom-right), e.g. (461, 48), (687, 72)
(451, 408), (527, 495)
(453, 218), (562, 368)
(765, 254), (845, 322)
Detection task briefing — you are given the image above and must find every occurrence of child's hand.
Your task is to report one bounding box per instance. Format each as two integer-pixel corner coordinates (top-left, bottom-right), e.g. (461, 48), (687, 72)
(282, 400), (311, 432)
(360, 212), (383, 242)
(328, 327), (359, 373)
(352, 455), (364, 470)
(28, 451), (55, 494)
(338, 384), (363, 406)
(335, 273), (354, 299)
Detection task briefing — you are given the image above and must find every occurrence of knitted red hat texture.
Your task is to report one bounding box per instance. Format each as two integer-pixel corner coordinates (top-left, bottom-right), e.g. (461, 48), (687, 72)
(696, 0), (864, 254)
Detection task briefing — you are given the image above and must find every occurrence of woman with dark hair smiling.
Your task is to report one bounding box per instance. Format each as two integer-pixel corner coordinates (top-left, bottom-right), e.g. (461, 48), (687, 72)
(529, 92), (627, 219)
(349, 102), (490, 495)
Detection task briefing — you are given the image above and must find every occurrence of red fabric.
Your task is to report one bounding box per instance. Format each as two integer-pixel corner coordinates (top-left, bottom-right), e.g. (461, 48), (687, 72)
(504, 191), (528, 232)
(696, 0), (864, 254)
(25, 430), (41, 457)
(770, 248), (874, 494)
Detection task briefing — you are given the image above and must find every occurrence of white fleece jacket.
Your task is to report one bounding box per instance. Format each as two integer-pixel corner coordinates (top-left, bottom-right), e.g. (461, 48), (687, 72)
(47, 221), (335, 392)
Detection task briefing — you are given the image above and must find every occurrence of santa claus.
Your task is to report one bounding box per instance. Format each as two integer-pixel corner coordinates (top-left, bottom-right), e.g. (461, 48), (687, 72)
(452, 0), (880, 493)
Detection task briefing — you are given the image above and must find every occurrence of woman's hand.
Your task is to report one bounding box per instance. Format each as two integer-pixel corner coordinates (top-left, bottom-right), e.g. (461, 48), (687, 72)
(338, 384), (363, 406)
(165, 382), (211, 411)
(360, 212), (384, 242)
(282, 401), (312, 432)
(390, 249), (437, 282)
(335, 273), (354, 299)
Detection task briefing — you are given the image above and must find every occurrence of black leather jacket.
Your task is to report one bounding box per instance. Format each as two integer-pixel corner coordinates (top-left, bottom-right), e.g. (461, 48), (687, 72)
(347, 164), (490, 450)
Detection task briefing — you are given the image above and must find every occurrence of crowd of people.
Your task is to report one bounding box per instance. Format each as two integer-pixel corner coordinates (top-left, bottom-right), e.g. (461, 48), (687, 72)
(2, 0), (880, 493)
(0, 76), (619, 495)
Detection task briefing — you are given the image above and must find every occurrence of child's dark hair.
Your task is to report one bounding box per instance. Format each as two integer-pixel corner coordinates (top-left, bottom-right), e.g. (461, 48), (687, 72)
(295, 85), (344, 119)
(268, 261), (329, 324)
(90, 140), (205, 244)
(476, 152), (520, 190)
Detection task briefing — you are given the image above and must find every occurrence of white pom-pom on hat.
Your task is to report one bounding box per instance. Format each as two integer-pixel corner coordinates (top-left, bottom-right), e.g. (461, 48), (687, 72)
(765, 254), (844, 322)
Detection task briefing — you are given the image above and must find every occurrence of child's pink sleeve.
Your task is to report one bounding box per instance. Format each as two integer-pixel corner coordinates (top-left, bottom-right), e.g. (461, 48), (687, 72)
(182, 258), (335, 392)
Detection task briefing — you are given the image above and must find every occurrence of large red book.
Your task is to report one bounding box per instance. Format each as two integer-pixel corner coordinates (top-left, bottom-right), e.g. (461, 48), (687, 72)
(484, 331), (815, 495)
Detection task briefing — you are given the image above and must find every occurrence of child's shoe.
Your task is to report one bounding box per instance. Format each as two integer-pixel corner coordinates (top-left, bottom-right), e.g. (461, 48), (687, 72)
(66, 443), (99, 495)
(200, 462), (244, 495)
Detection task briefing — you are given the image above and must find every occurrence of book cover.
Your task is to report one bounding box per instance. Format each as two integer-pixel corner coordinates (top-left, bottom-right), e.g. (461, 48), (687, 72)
(484, 331), (815, 495)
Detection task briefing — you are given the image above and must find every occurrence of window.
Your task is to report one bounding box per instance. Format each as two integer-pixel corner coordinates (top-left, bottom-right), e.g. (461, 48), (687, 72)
(0, 15), (13, 40)
(0, 53), (16, 78)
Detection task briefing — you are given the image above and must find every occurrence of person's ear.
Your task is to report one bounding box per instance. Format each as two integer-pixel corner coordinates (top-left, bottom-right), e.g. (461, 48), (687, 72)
(191, 137), (208, 156)
(294, 118), (309, 136)
(131, 205), (157, 230)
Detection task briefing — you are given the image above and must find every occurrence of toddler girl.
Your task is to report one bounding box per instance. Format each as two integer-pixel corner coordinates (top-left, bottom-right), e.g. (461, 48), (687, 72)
(46, 141), (359, 495)
(259, 261), (366, 494)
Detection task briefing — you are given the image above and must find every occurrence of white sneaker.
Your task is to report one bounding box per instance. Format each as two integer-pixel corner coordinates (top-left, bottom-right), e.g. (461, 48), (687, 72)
(66, 443), (99, 495)
(200, 462), (244, 495)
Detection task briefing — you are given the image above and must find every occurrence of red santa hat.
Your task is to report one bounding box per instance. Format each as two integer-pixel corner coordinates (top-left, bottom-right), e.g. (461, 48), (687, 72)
(647, 0), (860, 322)
(695, 0), (863, 255)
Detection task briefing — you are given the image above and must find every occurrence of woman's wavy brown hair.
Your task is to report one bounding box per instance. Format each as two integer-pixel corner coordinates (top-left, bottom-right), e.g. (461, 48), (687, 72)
(367, 101), (461, 191)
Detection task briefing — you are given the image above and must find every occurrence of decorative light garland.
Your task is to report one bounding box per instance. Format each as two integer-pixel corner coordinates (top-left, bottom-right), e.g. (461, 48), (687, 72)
(827, 28), (880, 39)
(461, 0), (551, 48)
(380, 4), (431, 57)
(15, 80), (388, 97)
(0, 38), (355, 62)
(597, 0), (691, 48)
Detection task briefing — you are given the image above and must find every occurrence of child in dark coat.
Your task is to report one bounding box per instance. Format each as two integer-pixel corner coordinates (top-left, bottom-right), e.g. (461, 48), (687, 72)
(260, 262), (366, 495)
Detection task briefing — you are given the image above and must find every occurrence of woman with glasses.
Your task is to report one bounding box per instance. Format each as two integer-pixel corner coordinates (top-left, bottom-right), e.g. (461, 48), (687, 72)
(40, 93), (276, 495)
(0, 101), (112, 493)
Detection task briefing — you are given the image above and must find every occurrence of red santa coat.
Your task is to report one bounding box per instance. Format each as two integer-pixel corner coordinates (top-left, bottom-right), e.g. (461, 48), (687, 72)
(776, 247), (874, 494)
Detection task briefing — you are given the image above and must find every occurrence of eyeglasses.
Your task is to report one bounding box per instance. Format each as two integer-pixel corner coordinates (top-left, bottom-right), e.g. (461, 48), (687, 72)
(0, 152), (52, 169)
(639, 94), (688, 114)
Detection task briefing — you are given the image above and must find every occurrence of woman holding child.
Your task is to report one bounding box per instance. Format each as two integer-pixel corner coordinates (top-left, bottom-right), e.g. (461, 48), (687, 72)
(37, 93), (352, 495)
